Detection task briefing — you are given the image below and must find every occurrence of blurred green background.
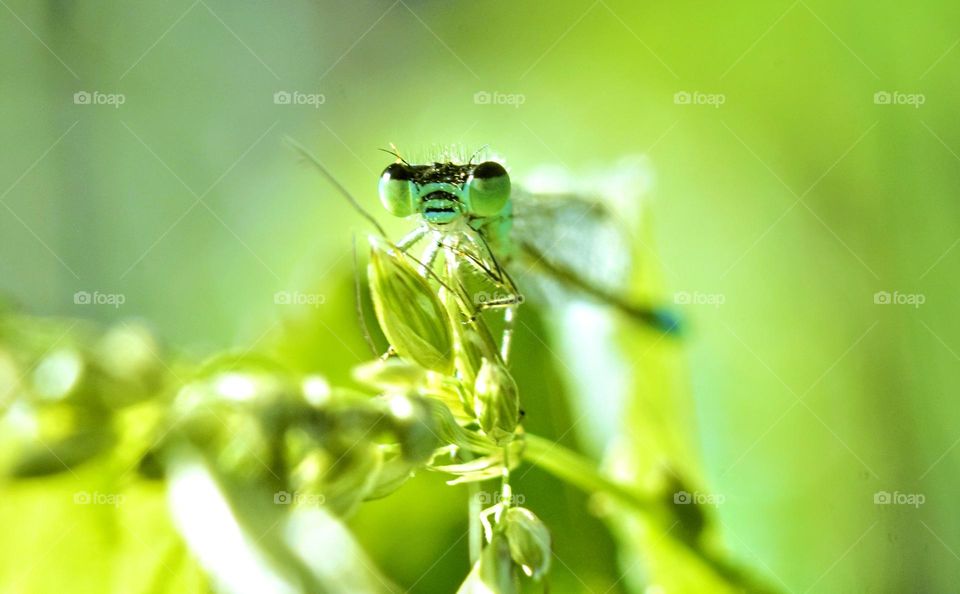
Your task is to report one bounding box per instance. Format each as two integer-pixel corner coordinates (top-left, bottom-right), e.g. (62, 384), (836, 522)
(2, 0), (959, 592)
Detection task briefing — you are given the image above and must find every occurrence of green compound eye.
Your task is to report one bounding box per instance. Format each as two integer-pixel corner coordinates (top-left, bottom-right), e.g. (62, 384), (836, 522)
(466, 161), (510, 217)
(378, 163), (418, 217)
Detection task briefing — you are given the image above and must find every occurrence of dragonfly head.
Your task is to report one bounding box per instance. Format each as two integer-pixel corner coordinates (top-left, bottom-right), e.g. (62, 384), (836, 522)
(418, 182), (463, 225)
(378, 160), (511, 226)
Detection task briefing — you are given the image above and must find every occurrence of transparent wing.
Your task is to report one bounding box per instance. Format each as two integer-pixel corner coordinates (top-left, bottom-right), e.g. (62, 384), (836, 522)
(505, 159), (679, 333)
(509, 187), (632, 296)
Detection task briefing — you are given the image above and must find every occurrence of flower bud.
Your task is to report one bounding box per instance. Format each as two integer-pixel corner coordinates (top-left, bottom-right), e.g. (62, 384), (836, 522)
(502, 507), (551, 580)
(453, 320), (501, 388)
(367, 236), (454, 373)
(473, 358), (520, 444)
(457, 532), (517, 594)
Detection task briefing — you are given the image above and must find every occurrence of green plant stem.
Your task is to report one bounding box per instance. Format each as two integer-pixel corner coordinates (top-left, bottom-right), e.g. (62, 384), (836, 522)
(468, 481), (481, 563)
(521, 433), (781, 594)
(521, 433), (655, 513)
(459, 447), (482, 564)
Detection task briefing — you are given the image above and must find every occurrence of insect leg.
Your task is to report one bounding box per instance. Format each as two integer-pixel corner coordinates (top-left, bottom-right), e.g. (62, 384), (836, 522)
(456, 251), (523, 363)
(478, 503), (498, 542)
(462, 232), (523, 362)
(501, 304), (517, 362)
(418, 236), (443, 278)
(397, 225), (428, 251)
(472, 293), (520, 361)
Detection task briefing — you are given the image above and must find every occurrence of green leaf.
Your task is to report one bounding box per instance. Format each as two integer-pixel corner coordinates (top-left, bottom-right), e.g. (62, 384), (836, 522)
(502, 507), (551, 580)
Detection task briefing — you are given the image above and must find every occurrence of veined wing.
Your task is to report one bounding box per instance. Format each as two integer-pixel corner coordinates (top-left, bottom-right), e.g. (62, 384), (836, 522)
(510, 187), (631, 295)
(507, 169), (679, 333)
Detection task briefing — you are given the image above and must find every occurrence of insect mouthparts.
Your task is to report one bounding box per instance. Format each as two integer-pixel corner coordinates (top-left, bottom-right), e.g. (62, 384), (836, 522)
(422, 191), (460, 203)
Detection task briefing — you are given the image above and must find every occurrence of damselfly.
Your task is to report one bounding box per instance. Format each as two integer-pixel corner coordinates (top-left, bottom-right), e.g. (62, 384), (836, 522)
(289, 141), (679, 363)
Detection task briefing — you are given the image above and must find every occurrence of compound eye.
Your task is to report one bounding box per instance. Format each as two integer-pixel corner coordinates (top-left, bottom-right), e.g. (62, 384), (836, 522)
(466, 161), (510, 217)
(378, 163), (417, 217)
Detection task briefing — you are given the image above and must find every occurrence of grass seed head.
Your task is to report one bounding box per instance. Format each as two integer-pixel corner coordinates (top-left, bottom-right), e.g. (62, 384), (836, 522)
(367, 236), (454, 374)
